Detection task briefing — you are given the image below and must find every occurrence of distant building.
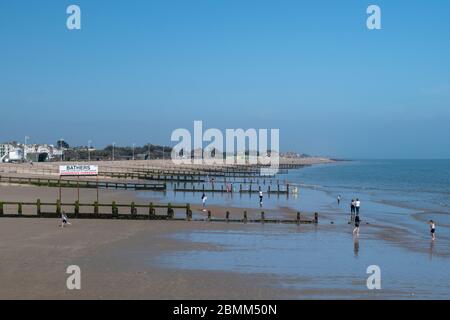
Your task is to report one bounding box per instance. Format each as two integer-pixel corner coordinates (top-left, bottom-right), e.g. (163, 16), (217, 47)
(1, 142), (64, 163)
(25, 144), (64, 162)
(0, 143), (23, 162)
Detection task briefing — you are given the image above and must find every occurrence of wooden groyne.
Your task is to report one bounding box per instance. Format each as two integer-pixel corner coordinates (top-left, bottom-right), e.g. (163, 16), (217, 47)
(0, 200), (318, 224)
(0, 200), (186, 220)
(174, 183), (290, 195)
(0, 175), (166, 191)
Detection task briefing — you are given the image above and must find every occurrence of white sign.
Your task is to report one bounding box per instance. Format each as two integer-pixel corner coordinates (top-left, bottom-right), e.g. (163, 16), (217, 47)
(59, 165), (98, 176)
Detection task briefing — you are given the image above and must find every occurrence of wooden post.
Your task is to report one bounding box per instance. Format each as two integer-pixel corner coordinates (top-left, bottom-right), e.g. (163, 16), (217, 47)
(149, 202), (154, 217)
(0, 202), (3, 215)
(186, 206), (191, 221)
(167, 203), (174, 219)
(58, 178), (62, 203)
(56, 199), (61, 215)
(226, 211), (230, 222)
(96, 175), (99, 204)
(261, 211), (265, 223)
(207, 210), (211, 221)
(243, 211), (247, 223)
(112, 201), (117, 216)
(94, 201), (99, 215)
(131, 202), (136, 216)
(18, 203), (22, 215)
(74, 201), (80, 216)
(314, 212), (319, 224)
(77, 175), (80, 203)
(297, 212), (301, 224)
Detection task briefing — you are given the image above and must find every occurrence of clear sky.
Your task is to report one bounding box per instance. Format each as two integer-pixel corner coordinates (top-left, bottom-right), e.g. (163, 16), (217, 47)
(1, 0), (449, 158)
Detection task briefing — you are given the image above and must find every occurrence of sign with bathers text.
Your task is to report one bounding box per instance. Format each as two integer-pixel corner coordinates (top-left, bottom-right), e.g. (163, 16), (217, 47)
(59, 165), (98, 176)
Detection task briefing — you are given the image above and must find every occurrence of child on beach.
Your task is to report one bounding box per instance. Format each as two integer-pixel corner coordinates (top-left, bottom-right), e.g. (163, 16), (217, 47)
(259, 190), (263, 207)
(201, 193), (207, 211)
(353, 215), (360, 236)
(355, 198), (361, 215)
(60, 211), (71, 228)
(429, 220), (436, 240)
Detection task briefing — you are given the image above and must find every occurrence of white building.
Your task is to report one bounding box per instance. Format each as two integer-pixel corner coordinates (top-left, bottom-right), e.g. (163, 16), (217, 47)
(1, 142), (64, 163)
(0, 143), (24, 162)
(25, 144), (64, 162)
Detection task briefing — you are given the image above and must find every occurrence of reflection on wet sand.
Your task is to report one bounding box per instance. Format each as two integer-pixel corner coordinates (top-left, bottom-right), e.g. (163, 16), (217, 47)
(354, 238), (360, 257)
(429, 240), (435, 261)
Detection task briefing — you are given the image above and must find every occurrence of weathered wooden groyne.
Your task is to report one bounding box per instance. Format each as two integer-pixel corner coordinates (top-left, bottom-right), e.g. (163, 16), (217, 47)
(173, 182), (290, 195)
(0, 175), (166, 191)
(0, 200), (318, 224)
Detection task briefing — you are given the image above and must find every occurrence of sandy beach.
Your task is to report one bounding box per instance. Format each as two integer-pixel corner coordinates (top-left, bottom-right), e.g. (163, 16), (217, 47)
(1, 165), (449, 300)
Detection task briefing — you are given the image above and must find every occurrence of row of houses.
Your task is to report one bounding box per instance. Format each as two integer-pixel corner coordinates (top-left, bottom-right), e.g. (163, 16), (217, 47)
(0, 143), (64, 163)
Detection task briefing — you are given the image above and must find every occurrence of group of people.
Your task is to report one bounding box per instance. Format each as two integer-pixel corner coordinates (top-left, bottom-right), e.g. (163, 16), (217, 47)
(58, 192), (438, 241)
(350, 198), (361, 215)
(337, 195), (436, 240)
(337, 195), (362, 236)
(201, 190), (264, 211)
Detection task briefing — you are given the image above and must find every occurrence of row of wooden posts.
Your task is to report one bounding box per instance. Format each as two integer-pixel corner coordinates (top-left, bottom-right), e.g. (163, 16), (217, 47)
(173, 182), (290, 194)
(0, 175), (166, 191)
(0, 175), (291, 195)
(0, 200), (318, 224)
(0, 200), (184, 220)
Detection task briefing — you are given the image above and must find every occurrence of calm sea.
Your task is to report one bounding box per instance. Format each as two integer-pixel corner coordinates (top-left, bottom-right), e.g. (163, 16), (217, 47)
(286, 159), (450, 215)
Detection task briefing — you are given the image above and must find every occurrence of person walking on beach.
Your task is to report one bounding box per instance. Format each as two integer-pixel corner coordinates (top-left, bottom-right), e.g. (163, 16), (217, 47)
(201, 193), (207, 211)
(350, 199), (356, 222)
(60, 211), (71, 228)
(337, 195), (341, 205)
(259, 190), (263, 207)
(353, 214), (361, 236)
(429, 220), (436, 240)
(355, 198), (361, 215)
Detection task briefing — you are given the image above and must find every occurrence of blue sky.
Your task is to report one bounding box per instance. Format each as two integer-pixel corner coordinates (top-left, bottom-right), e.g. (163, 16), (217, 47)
(0, 0), (449, 158)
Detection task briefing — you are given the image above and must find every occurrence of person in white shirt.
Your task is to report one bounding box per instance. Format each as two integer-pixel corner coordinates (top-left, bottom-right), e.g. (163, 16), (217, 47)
(429, 220), (436, 240)
(60, 211), (71, 228)
(355, 199), (361, 215)
(259, 190), (263, 207)
(201, 193), (207, 211)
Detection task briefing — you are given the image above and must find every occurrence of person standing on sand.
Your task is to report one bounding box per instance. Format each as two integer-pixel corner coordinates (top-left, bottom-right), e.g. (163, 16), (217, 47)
(259, 190), (263, 207)
(201, 193), (207, 211)
(353, 214), (360, 236)
(429, 220), (436, 240)
(337, 195), (341, 205)
(355, 198), (361, 215)
(350, 199), (356, 219)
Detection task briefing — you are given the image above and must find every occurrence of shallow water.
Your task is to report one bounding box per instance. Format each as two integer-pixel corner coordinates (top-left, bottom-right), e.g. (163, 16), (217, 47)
(141, 160), (450, 298)
(155, 224), (450, 299)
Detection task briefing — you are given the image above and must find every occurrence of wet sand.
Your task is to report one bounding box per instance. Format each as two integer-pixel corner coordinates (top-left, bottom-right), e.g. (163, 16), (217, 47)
(0, 217), (405, 299)
(1, 183), (449, 299)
